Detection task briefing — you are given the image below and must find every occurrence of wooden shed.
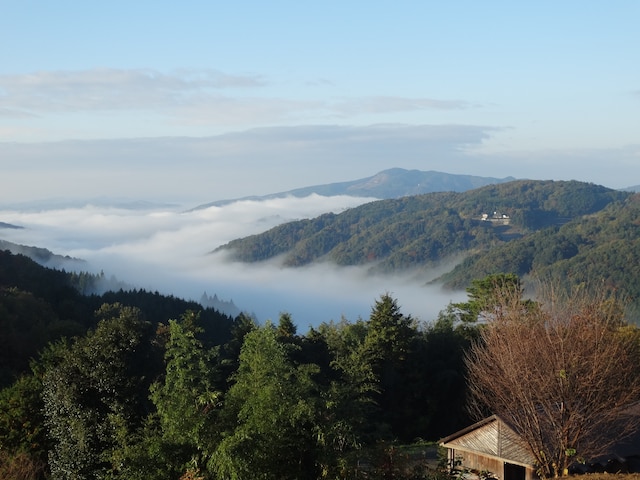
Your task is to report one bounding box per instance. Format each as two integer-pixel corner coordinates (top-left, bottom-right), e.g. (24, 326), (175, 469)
(439, 415), (538, 480)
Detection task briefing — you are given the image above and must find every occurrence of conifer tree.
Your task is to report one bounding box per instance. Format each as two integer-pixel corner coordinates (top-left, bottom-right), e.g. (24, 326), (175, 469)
(211, 323), (320, 479)
(42, 304), (155, 479)
(149, 311), (221, 473)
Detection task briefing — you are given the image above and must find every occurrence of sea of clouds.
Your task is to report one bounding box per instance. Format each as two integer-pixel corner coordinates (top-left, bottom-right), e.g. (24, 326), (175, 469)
(0, 194), (466, 329)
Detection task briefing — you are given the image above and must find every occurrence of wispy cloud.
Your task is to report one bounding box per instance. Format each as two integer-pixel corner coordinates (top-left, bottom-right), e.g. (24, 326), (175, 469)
(168, 96), (323, 126)
(170, 95), (474, 125)
(4, 123), (636, 204)
(0, 107), (38, 118)
(0, 68), (266, 114)
(0, 68), (475, 128)
(210, 123), (496, 154)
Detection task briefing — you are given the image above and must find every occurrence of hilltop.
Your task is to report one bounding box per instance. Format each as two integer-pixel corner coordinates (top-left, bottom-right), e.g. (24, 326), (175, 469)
(190, 168), (516, 209)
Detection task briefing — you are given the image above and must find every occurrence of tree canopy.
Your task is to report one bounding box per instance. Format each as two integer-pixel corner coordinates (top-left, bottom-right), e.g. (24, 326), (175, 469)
(2, 246), (640, 479)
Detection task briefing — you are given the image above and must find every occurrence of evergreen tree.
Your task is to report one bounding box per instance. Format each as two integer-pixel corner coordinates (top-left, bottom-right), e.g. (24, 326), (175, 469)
(42, 304), (156, 480)
(363, 294), (416, 439)
(315, 318), (378, 474)
(149, 311), (221, 473)
(210, 323), (321, 479)
(452, 272), (526, 324)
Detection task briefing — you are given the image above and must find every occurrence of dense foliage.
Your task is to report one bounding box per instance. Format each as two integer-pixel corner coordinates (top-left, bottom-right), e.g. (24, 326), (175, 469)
(441, 193), (640, 313)
(0, 251), (474, 479)
(0, 250), (234, 389)
(216, 180), (628, 270)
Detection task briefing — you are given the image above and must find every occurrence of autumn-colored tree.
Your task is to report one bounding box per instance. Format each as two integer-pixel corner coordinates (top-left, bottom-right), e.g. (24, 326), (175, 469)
(466, 284), (640, 478)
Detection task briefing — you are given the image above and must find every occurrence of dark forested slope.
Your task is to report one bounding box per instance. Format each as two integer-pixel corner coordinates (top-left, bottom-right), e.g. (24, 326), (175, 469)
(0, 250), (477, 479)
(0, 250), (234, 387)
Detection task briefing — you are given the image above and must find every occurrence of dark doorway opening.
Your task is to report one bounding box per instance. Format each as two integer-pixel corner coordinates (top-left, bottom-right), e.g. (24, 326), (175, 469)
(504, 462), (526, 480)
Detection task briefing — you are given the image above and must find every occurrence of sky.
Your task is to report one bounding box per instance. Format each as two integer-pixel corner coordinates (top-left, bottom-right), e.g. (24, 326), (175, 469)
(1, 1), (639, 204)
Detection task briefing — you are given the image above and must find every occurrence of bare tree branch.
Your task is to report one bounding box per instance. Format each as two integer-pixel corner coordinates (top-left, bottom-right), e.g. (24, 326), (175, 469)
(466, 285), (640, 478)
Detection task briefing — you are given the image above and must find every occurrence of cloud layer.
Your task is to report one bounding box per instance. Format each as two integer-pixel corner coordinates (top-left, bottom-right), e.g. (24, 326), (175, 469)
(0, 195), (466, 327)
(3, 121), (638, 209)
(0, 68), (265, 114)
(0, 123), (497, 204)
(0, 68), (472, 138)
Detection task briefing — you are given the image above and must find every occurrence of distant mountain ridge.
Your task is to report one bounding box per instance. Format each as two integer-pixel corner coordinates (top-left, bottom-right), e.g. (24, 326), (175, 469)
(0, 222), (22, 230)
(191, 168), (517, 209)
(0, 197), (180, 212)
(216, 179), (625, 269)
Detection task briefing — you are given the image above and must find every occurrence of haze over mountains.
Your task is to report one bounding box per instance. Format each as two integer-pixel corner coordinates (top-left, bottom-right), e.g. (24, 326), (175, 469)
(192, 168), (517, 209)
(1, 169), (639, 324)
(0, 169), (514, 323)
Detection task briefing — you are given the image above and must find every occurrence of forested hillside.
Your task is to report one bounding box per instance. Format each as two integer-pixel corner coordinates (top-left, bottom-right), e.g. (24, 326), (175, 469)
(216, 180), (627, 269)
(0, 238), (87, 271)
(215, 179), (640, 314)
(441, 192), (640, 292)
(0, 250), (475, 479)
(2, 246), (640, 477)
(216, 179), (630, 271)
(0, 251), (234, 388)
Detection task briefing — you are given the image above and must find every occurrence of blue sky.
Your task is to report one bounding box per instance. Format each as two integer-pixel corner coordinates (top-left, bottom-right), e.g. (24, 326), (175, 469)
(1, 1), (639, 203)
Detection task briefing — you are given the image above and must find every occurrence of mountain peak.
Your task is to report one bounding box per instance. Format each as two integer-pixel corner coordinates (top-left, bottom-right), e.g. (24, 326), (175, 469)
(191, 168), (516, 210)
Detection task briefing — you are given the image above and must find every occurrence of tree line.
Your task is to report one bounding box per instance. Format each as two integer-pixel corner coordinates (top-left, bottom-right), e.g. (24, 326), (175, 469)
(1, 250), (640, 479)
(2, 298), (472, 479)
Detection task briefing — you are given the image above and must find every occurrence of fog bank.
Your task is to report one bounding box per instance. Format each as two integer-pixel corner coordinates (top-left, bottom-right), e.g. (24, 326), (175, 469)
(0, 195), (466, 327)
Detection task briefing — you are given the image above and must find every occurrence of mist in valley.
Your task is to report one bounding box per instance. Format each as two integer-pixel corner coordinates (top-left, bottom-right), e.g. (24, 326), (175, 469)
(0, 194), (467, 327)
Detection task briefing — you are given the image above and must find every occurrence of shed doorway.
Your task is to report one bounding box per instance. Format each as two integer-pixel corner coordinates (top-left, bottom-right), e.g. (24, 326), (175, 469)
(504, 462), (525, 480)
